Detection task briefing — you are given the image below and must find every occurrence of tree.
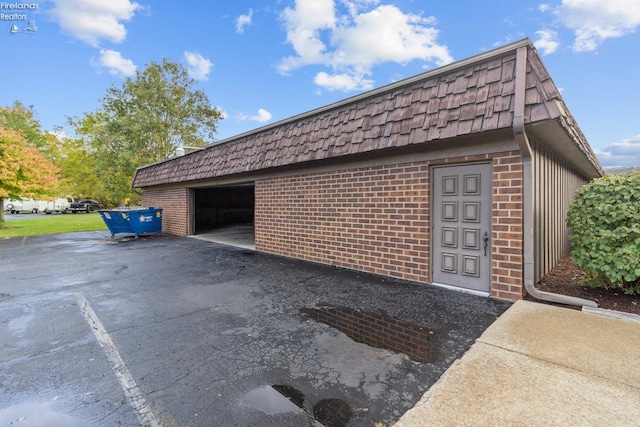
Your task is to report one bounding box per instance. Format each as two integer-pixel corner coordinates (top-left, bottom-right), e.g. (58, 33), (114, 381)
(71, 58), (223, 204)
(0, 101), (48, 149)
(0, 126), (59, 227)
(0, 104), (94, 203)
(45, 129), (103, 200)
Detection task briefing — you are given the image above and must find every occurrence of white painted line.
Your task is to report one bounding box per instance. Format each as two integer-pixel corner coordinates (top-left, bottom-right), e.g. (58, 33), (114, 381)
(76, 293), (162, 427)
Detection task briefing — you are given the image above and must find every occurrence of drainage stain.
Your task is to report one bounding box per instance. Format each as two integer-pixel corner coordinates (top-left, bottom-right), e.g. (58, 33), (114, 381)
(313, 399), (352, 427)
(300, 306), (438, 363)
(242, 385), (305, 415)
(0, 401), (94, 426)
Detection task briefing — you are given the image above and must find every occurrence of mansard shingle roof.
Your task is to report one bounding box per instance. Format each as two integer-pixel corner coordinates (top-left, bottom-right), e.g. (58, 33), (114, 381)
(133, 38), (603, 188)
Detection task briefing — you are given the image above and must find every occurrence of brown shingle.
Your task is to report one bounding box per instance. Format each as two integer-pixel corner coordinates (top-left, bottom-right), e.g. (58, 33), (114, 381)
(423, 77), (438, 88)
(132, 40), (602, 188)
(494, 96), (512, 112)
(460, 104), (476, 121)
(525, 88), (542, 105)
(466, 67), (480, 87)
(486, 66), (503, 84)
(458, 120), (473, 135)
(453, 75), (468, 94)
(371, 111), (388, 126)
(460, 87), (477, 105)
(426, 98), (440, 114)
(411, 113), (426, 129)
(476, 85), (489, 103)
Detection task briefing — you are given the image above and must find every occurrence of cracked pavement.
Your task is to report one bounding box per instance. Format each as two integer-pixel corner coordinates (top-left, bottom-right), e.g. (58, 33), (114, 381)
(0, 232), (510, 426)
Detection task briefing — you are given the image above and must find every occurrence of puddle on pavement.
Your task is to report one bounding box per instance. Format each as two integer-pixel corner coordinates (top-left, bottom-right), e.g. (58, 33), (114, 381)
(242, 385), (351, 427)
(300, 306), (438, 363)
(0, 401), (94, 426)
(242, 385), (304, 415)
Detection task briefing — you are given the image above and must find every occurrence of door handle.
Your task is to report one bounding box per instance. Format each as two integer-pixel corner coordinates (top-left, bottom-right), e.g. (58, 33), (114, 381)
(483, 231), (489, 256)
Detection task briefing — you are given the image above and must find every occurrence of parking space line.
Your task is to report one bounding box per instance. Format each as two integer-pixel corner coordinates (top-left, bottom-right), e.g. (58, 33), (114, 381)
(76, 293), (162, 427)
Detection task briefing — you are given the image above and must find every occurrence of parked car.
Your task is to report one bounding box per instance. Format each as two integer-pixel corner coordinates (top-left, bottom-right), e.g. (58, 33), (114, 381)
(45, 198), (72, 214)
(4, 198), (48, 214)
(69, 199), (104, 213)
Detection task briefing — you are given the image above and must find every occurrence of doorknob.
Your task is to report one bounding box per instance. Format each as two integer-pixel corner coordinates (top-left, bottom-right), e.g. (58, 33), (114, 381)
(483, 231), (489, 256)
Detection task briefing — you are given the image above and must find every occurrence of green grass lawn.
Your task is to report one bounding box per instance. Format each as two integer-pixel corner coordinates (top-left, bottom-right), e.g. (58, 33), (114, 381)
(0, 212), (107, 238)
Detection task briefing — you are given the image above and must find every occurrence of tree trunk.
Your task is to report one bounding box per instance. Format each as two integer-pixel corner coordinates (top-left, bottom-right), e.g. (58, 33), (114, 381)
(0, 198), (5, 228)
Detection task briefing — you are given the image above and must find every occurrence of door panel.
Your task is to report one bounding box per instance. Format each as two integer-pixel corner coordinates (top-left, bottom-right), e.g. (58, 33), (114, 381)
(433, 164), (492, 292)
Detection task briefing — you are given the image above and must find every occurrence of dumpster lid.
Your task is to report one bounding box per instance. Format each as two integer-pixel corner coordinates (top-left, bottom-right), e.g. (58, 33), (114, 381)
(99, 206), (161, 212)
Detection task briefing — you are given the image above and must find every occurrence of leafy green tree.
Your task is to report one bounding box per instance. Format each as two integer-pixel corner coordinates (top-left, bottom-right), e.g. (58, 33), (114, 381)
(47, 130), (103, 200)
(0, 101), (48, 149)
(71, 58), (223, 204)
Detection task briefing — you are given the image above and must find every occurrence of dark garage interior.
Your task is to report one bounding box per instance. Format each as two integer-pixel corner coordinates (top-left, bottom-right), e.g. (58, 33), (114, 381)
(193, 184), (255, 234)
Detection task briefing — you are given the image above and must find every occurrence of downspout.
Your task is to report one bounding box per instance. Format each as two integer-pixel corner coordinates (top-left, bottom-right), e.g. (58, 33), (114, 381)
(512, 45), (597, 308)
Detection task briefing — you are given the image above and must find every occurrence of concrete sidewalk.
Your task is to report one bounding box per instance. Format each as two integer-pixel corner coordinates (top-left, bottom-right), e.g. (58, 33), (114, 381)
(396, 300), (640, 426)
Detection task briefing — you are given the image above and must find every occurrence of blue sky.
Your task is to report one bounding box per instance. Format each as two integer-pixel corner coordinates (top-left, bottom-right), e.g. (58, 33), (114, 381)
(1, 0), (639, 168)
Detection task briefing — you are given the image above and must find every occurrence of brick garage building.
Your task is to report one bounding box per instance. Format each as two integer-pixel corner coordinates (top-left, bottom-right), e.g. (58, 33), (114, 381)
(133, 39), (603, 301)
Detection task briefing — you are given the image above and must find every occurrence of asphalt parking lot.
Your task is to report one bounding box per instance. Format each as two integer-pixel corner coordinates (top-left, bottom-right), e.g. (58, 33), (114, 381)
(0, 232), (510, 426)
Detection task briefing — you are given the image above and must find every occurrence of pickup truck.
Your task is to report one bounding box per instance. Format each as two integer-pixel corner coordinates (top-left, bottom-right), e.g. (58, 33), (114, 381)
(69, 199), (104, 213)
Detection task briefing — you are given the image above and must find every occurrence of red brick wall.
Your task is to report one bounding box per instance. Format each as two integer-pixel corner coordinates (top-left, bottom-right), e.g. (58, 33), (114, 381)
(141, 188), (189, 236)
(255, 152), (524, 301)
(255, 162), (430, 283)
(142, 150), (525, 301)
(491, 152), (524, 300)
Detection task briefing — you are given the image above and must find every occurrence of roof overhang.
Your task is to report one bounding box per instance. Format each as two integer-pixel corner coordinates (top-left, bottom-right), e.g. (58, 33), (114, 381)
(525, 119), (602, 179)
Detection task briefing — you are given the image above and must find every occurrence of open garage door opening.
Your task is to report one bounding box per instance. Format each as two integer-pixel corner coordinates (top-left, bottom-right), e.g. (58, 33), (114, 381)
(193, 184), (255, 249)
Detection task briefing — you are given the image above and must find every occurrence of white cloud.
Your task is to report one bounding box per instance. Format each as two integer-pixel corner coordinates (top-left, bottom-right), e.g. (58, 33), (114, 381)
(554, 0), (640, 51)
(534, 29), (560, 55)
(239, 108), (273, 123)
(332, 6), (451, 67)
(184, 51), (213, 81)
(595, 134), (640, 167)
(539, 4), (551, 12)
(278, 0), (452, 92)
(314, 71), (374, 91)
(236, 9), (253, 34)
(91, 49), (137, 77)
(279, 0), (337, 73)
(49, 0), (141, 46)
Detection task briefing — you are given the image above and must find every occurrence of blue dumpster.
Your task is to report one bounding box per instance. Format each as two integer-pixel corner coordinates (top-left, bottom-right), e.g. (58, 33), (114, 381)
(98, 207), (163, 238)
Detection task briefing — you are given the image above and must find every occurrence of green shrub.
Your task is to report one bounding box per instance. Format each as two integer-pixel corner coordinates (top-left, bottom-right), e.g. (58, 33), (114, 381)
(566, 173), (640, 294)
